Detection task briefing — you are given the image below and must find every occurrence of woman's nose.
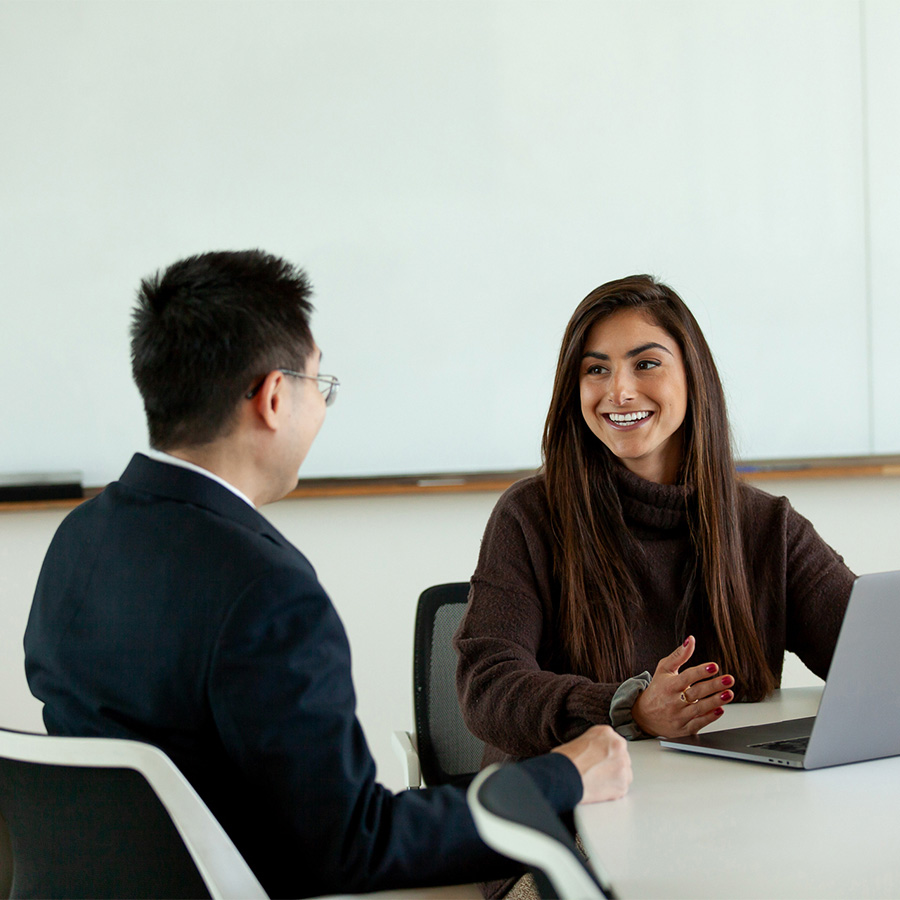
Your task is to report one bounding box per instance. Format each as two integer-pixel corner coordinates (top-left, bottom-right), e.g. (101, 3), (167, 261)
(608, 371), (635, 406)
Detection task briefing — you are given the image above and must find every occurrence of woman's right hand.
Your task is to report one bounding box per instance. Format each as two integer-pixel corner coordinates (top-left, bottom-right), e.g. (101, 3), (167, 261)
(631, 635), (735, 738)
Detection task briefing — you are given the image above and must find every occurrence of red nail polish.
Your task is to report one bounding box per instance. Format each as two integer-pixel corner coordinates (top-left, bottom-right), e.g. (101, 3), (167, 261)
(683, 637), (691, 647)
(720, 691), (732, 701)
(722, 675), (734, 687)
(714, 707), (724, 716)
(706, 664), (717, 674)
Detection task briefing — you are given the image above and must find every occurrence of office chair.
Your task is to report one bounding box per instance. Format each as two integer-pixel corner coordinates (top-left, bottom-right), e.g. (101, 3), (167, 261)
(467, 764), (616, 900)
(1, 808), (11, 899)
(0, 727), (267, 900)
(392, 582), (485, 789)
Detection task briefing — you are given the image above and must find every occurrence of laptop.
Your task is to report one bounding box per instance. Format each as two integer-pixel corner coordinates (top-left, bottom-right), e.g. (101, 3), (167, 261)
(659, 570), (900, 769)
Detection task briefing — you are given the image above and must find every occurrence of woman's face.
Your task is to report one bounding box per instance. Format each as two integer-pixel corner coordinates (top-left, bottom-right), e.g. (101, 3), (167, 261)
(579, 308), (688, 484)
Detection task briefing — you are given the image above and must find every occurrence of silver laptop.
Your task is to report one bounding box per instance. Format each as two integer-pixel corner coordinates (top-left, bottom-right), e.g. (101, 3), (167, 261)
(660, 570), (900, 769)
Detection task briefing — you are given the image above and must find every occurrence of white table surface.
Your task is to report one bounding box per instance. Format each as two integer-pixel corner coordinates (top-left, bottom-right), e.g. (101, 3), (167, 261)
(576, 687), (900, 899)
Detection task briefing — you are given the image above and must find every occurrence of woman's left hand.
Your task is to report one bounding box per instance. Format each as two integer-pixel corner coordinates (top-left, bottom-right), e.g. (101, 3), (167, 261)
(631, 635), (735, 737)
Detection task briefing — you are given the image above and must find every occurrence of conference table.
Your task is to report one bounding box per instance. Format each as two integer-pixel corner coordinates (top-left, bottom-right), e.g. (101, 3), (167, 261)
(576, 687), (900, 899)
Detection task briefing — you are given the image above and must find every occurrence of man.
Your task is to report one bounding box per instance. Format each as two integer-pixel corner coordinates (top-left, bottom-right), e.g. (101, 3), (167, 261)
(25, 250), (631, 898)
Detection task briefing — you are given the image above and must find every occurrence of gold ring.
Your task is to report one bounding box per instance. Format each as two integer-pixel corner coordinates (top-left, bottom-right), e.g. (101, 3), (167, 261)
(680, 690), (698, 704)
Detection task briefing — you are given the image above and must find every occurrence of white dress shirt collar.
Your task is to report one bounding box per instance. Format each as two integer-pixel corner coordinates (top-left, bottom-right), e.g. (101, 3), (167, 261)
(143, 449), (257, 509)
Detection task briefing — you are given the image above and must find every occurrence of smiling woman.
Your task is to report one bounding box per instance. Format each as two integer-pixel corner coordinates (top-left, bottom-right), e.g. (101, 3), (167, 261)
(579, 309), (688, 485)
(454, 277), (857, 886)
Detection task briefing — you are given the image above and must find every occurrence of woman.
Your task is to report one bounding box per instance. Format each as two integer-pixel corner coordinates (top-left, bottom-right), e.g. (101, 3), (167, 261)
(455, 274), (855, 759)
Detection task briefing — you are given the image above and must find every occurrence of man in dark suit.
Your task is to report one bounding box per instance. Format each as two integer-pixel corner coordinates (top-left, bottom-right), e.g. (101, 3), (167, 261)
(25, 250), (631, 898)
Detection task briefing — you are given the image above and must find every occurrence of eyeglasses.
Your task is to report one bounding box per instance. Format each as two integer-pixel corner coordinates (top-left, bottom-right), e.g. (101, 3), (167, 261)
(245, 369), (340, 406)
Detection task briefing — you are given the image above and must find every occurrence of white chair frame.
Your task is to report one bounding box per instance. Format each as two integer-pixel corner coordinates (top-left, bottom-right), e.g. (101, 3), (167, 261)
(0, 728), (266, 900)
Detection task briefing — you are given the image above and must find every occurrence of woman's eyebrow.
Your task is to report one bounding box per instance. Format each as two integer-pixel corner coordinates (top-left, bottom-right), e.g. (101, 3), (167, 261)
(626, 341), (673, 358)
(581, 341), (673, 361)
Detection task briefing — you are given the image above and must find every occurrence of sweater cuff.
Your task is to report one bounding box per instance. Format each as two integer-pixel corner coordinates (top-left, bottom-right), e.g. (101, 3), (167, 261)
(609, 671), (652, 740)
(517, 752), (583, 813)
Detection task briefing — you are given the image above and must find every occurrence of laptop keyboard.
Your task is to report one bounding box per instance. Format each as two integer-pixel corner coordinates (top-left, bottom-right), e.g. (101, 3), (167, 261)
(750, 736), (810, 754)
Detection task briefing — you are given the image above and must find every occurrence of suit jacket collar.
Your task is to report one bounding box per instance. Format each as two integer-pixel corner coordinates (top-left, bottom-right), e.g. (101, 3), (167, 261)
(118, 453), (293, 548)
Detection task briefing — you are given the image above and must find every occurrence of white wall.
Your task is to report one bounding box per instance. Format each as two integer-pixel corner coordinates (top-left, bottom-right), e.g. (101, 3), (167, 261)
(3, 473), (898, 791)
(5, 0), (900, 483)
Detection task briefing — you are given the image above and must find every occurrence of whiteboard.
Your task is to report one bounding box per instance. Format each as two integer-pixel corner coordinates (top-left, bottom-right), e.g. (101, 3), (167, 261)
(867, 0), (900, 454)
(1, 0), (893, 486)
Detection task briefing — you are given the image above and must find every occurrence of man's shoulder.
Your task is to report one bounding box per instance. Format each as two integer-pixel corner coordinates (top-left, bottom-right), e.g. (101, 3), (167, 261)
(44, 462), (320, 607)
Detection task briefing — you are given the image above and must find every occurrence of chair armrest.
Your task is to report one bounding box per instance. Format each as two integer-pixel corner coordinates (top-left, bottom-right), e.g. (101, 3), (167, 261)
(391, 730), (421, 789)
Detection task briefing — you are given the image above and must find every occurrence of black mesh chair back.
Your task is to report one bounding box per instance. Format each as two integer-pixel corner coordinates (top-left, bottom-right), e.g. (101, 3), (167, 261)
(414, 583), (485, 787)
(0, 728), (266, 900)
(468, 764), (614, 900)
(0, 756), (210, 899)
(1, 808), (12, 899)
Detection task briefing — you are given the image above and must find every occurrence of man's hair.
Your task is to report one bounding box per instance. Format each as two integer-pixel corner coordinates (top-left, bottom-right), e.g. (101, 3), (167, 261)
(131, 250), (315, 449)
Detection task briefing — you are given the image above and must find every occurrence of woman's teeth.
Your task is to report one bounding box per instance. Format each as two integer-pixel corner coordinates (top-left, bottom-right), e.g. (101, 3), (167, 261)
(609, 411), (651, 424)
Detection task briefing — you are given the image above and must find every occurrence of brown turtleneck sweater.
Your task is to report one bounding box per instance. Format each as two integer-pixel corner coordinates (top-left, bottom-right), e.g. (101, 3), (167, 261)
(454, 469), (855, 766)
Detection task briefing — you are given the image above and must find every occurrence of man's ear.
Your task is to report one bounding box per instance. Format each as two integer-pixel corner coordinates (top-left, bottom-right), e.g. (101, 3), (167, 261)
(247, 370), (285, 431)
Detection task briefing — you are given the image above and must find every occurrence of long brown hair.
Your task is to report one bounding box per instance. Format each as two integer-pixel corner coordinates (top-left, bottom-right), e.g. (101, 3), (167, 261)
(542, 275), (775, 701)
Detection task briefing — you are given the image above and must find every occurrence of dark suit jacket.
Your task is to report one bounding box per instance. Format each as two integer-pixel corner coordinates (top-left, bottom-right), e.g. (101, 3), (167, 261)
(25, 454), (581, 898)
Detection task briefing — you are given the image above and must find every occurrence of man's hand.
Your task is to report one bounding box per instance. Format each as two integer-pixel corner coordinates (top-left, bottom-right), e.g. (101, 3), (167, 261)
(552, 724), (632, 804)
